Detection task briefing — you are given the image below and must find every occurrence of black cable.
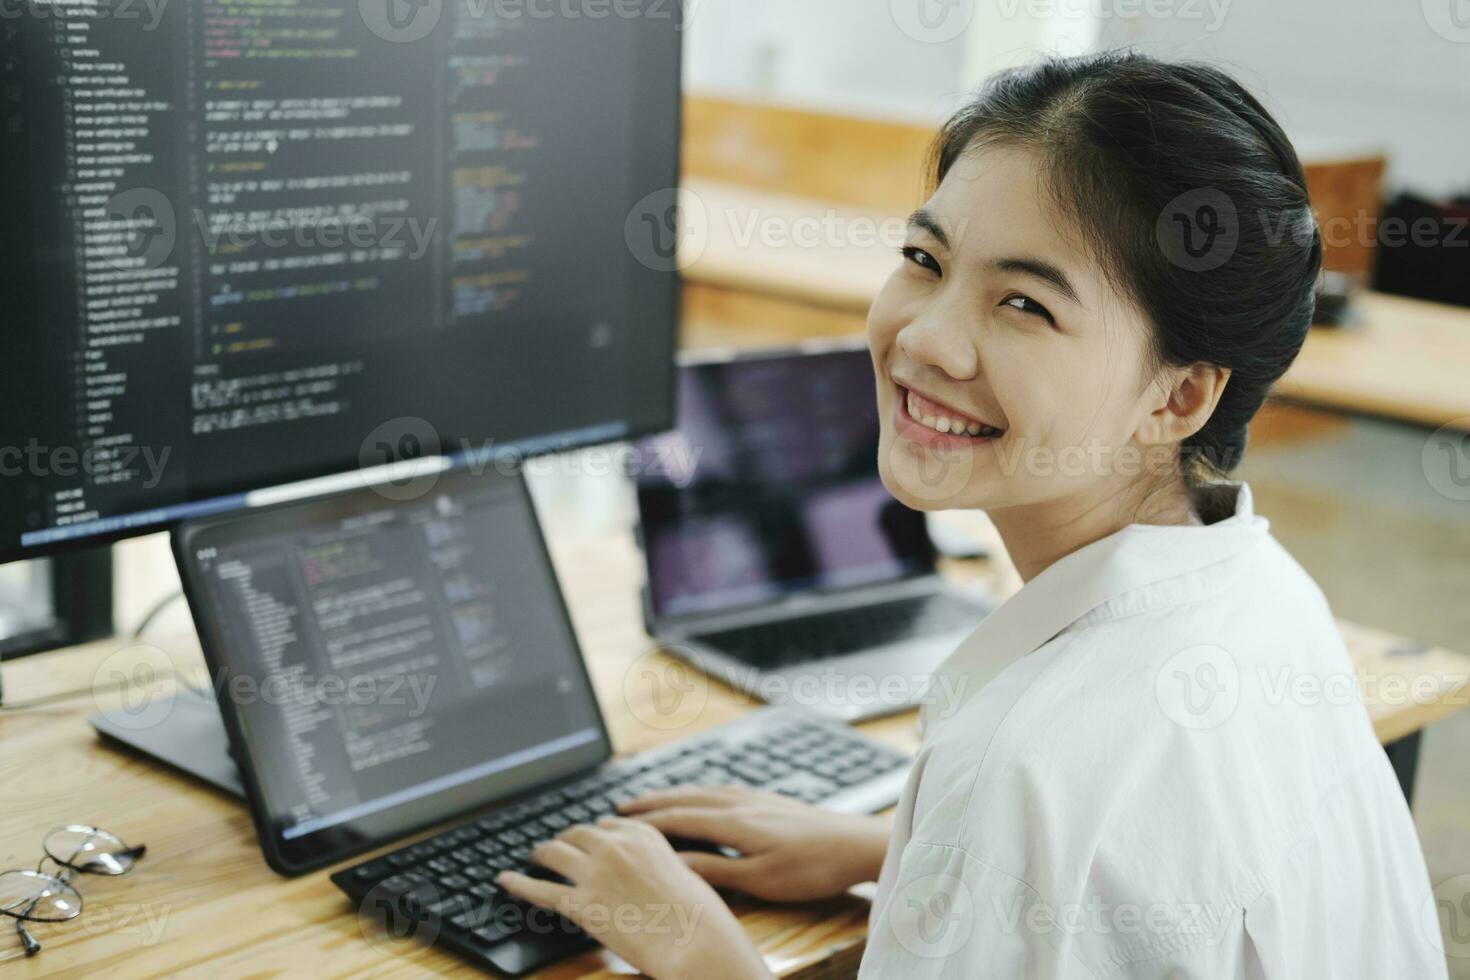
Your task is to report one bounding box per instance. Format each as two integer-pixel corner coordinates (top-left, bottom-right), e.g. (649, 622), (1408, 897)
(130, 591), (185, 640)
(0, 674), (150, 712)
(0, 591), (188, 710)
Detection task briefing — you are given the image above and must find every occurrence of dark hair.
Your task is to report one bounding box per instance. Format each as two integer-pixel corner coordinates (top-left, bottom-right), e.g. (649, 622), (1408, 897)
(933, 50), (1322, 484)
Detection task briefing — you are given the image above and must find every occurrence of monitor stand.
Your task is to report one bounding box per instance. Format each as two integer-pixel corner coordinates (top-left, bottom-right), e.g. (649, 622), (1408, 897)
(88, 686), (244, 798)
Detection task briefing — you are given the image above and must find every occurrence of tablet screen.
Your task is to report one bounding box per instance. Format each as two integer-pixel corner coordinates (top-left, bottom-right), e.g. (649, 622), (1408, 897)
(176, 468), (609, 874)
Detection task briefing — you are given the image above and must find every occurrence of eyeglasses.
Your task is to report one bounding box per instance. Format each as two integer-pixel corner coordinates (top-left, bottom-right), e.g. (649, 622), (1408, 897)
(0, 825), (146, 956)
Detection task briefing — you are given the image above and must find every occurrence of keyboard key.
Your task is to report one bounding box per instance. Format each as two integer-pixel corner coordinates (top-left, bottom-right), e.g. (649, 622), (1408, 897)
(731, 762), (771, 784)
(375, 873), (438, 914)
(768, 772), (839, 801)
(352, 860), (388, 883)
(472, 919), (519, 947)
(426, 895), (474, 919)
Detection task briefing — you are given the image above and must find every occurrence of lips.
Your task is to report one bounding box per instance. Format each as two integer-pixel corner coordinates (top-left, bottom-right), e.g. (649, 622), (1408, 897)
(893, 385), (1005, 450)
(904, 388), (1004, 437)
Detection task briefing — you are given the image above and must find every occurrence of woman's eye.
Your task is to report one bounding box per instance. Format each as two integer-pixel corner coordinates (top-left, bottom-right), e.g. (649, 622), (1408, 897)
(901, 246), (941, 276)
(1001, 294), (1054, 324)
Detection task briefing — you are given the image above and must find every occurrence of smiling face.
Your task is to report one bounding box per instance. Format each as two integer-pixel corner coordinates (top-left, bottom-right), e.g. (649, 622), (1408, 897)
(870, 144), (1181, 515)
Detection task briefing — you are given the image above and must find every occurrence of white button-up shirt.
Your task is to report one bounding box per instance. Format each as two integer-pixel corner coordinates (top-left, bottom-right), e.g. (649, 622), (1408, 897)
(860, 484), (1446, 978)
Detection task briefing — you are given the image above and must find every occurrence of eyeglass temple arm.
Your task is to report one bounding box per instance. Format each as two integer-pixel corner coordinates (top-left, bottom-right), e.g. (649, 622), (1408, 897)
(15, 917), (40, 956)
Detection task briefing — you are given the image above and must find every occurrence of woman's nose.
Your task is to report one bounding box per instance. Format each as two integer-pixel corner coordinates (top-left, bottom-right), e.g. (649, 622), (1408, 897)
(895, 305), (980, 381)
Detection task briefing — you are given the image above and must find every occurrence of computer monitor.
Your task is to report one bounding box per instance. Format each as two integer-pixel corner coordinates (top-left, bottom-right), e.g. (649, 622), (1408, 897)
(0, 0), (682, 564)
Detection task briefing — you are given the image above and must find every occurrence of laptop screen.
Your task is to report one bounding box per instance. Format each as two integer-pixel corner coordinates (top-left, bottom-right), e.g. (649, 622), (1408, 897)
(636, 346), (936, 621)
(177, 468), (608, 869)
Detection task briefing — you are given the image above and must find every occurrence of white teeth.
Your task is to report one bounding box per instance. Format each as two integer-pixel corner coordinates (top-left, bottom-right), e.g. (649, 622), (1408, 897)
(906, 388), (997, 437)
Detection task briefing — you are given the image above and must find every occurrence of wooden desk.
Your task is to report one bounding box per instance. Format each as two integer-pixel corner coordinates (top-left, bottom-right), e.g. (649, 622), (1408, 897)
(4, 513), (1470, 978)
(679, 180), (1470, 432)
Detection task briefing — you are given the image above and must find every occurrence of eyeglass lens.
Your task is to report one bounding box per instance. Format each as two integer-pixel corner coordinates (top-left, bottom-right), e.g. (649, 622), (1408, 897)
(0, 871), (82, 923)
(42, 826), (138, 876)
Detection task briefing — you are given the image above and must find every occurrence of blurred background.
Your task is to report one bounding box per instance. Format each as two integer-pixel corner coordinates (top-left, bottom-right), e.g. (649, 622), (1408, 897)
(683, 0), (1468, 196)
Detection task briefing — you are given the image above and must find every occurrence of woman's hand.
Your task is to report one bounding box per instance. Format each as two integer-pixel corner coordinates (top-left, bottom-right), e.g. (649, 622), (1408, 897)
(619, 786), (891, 902)
(496, 816), (772, 980)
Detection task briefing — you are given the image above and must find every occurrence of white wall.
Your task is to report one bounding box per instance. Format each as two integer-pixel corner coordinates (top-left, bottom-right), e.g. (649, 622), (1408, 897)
(1093, 0), (1470, 196)
(682, 0), (995, 122)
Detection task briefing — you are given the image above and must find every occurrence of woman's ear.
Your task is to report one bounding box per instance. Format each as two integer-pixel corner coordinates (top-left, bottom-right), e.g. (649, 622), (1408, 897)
(1135, 363), (1232, 447)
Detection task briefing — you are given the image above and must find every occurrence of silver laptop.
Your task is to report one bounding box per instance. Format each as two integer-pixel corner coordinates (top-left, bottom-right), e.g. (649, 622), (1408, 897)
(633, 341), (993, 722)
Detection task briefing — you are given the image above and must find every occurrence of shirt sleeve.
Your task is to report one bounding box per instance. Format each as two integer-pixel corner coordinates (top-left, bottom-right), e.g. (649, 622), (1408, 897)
(858, 839), (1100, 980)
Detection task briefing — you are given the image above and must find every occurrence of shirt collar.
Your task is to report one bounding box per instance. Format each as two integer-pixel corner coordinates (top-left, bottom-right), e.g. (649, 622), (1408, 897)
(922, 482), (1269, 728)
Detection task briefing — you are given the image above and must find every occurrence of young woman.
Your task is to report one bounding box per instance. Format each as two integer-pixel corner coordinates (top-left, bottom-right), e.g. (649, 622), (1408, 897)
(497, 52), (1446, 978)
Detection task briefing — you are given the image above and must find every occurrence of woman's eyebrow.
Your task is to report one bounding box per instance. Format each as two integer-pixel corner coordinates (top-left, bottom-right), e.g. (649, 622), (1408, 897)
(988, 256), (1081, 305)
(907, 208), (950, 249)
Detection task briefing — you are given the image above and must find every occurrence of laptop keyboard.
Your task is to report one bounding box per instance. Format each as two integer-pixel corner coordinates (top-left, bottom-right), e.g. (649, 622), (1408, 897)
(333, 713), (910, 971)
(694, 592), (983, 667)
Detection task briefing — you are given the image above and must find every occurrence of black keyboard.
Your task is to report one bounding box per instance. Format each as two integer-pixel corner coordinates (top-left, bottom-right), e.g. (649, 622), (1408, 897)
(333, 708), (910, 975)
(694, 592), (984, 667)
